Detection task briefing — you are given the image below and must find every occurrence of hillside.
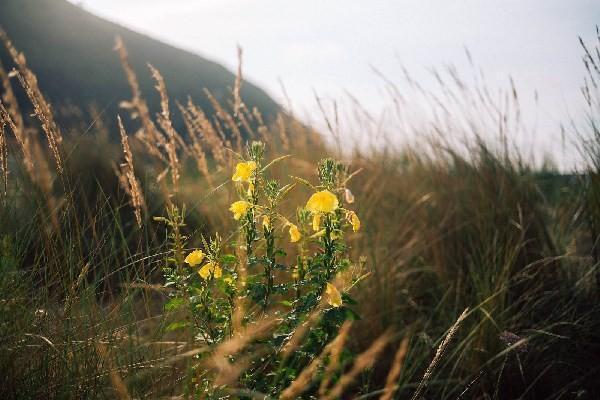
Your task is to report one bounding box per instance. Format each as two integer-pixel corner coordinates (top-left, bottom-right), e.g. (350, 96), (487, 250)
(0, 0), (280, 132)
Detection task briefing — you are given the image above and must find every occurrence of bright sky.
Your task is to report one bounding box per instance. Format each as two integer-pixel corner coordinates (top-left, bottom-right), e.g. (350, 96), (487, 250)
(70, 0), (599, 169)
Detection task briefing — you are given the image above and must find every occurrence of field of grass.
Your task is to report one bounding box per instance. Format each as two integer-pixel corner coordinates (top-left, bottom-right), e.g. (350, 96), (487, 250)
(1, 27), (600, 399)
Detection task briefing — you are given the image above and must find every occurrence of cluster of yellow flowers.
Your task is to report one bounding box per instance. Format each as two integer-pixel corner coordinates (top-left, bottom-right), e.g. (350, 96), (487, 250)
(184, 249), (223, 280)
(229, 160), (256, 220)
(185, 159), (360, 308)
(228, 159), (361, 239)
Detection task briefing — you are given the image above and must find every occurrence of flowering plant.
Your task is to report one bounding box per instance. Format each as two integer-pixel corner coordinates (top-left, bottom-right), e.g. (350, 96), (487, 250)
(157, 141), (367, 397)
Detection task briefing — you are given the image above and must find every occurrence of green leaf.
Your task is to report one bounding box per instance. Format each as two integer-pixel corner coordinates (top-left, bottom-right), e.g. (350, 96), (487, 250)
(220, 254), (237, 265)
(279, 300), (294, 307)
(164, 297), (185, 311)
(341, 293), (358, 305)
(166, 321), (188, 332)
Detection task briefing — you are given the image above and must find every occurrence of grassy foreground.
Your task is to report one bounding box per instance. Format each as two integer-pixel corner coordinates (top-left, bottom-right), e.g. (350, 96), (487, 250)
(1, 29), (600, 399)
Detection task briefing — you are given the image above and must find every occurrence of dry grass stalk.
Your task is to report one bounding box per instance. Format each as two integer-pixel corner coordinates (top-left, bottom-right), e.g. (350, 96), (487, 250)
(280, 304), (324, 359)
(116, 116), (145, 227)
(281, 322), (352, 400)
(186, 98), (226, 168)
(0, 58), (24, 140)
(280, 349), (325, 399)
(177, 101), (213, 186)
(204, 88), (243, 153)
(379, 336), (410, 400)
(149, 64), (182, 190)
(0, 112), (7, 195)
(0, 92), (53, 209)
(411, 308), (469, 400)
(231, 241), (248, 335)
(0, 29), (63, 174)
(252, 107), (271, 145)
(318, 321), (353, 396)
(233, 46), (243, 118)
(63, 262), (91, 313)
(206, 318), (277, 386)
(277, 114), (290, 151)
(114, 37), (167, 163)
(237, 103), (256, 139)
(324, 331), (392, 400)
(95, 341), (131, 400)
(88, 104), (110, 142)
(31, 139), (59, 229)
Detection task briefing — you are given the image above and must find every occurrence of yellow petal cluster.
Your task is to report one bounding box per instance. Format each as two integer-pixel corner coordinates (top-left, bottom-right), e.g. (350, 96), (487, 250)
(312, 213), (321, 232)
(198, 261), (222, 280)
(184, 249), (205, 267)
(232, 161), (257, 182)
(230, 200), (250, 220)
(325, 283), (342, 308)
(306, 190), (339, 214)
(347, 211), (361, 232)
(289, 224), (301, 242)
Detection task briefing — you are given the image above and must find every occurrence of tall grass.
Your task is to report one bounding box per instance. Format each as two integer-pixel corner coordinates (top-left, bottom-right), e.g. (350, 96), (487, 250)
(0, 28), (599, 399)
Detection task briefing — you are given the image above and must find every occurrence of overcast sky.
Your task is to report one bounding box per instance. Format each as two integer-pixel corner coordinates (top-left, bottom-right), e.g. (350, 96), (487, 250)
(70, 0), (599, 169)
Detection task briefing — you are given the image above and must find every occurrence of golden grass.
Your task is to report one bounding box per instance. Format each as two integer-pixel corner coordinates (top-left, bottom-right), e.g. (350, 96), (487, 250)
(116, 115), (145, 227)
(0, 28), (63, 175)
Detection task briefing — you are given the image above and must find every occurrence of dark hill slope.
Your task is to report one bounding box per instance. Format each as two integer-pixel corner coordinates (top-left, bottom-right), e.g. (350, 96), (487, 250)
(0, 0), (280, 132)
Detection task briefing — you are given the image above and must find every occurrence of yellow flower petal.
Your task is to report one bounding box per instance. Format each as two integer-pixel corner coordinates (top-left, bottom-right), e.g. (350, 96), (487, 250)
(230, 200), (250, 220)
(347, 211), (361, 232)
(306, 190), (339, 214)
(198, 262), (221, 280)
(263, 215), (271, 230)
(232, 161), (257, 182)
(198, 264), (212, 280)
(184, 249), (205, 267)
(213, 264), (223, 279)
(325, 283), (342, 308)
(312, 213), (321, 232)
(289, 224), (301, 243)
(223, 276), (234, 285)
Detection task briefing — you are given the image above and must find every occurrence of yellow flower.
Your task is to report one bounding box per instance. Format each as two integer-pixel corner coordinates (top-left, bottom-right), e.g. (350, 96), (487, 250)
(232, 160), (257, 182)
(213, 264), (223, 279)
(247, 182), (255, 196)
(198, 264), (212, 279)
(325, 283), (342, 308)
(312, 213), (321, 232)
(184, 249), (205, 267)
(289, 224), (301, 242)
(263, 215), (271, 230)
(198, 261), (222, 280)
(347, 211), (360, 232)
(223, 276), (234, 285)
(306, 190), (339, 214)
(230, 200), (250, 220)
